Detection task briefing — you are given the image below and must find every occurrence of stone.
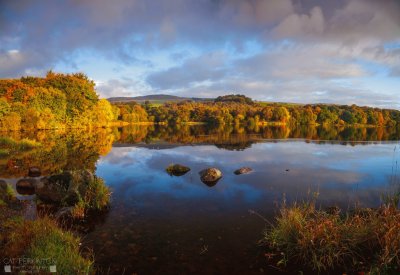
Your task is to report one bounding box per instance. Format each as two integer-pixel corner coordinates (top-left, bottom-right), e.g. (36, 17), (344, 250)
(234, 167), (253, 175)
(166, 164), (191, 176)
(28, 167), (41, 177)
(35, 170), (94, 204)
(199, 168), (222, 185)
(16, 178), (37, 195)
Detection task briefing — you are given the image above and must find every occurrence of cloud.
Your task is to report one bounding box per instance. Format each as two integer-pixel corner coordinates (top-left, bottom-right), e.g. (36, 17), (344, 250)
(147, 51), (228, 89)
(272, 6), (325, 38)
(0, 0), (399, 107)
(96, 78), (145, 98)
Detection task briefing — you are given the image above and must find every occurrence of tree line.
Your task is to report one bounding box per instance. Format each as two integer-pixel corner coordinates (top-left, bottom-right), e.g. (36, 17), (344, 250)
(1, 73), (399, 131)
(114, 94), (400, 127)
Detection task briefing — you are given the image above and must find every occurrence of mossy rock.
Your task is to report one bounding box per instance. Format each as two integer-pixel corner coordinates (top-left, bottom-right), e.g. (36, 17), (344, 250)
(166, 164), (191, 176)
(35, 170), (110, 212)
(199, 168), (222, 186)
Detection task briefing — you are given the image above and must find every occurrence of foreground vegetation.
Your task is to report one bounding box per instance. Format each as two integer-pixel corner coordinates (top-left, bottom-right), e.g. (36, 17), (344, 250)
(263, 200), (400, 273)
(0, 170), (110, 273)
(0, 216), (93, 274)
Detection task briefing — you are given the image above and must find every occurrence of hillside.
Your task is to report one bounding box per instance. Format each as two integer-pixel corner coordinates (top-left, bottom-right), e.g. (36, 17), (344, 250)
(107, 94), (213, 103)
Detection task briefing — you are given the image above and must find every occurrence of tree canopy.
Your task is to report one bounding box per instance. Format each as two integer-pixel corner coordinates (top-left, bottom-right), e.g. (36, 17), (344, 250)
(0, 72), (117, 130)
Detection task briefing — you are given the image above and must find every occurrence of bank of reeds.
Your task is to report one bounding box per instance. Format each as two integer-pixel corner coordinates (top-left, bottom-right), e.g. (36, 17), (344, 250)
(263, 200), (400, 273)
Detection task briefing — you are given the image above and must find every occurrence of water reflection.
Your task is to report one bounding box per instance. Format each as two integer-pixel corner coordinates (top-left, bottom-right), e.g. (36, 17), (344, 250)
(91, 138), (399, 274)
(1, 125), (400, 274)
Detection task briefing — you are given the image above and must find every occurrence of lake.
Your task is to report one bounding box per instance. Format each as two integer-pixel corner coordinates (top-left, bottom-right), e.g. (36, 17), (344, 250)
(2, 125), (400, 274)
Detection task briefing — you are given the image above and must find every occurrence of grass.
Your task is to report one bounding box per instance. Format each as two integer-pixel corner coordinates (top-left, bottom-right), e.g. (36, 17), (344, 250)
(0, 198), (6, 207)
(0, 137), (41, 154)
(6, 183), (16, 200)
(1, 216), (93, 274)
(0, 181), (16, 203)
(83, 176), (110, 210)
(0, 148), (10, 156)
(66, 176), (111, 219)
(263, 200), (400, 273)
(18, 138), (42, 149)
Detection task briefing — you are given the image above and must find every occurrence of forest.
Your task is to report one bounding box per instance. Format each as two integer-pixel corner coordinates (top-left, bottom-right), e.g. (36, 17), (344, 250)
(1, 73), (400, 131)
(0, 72), (117, 130)
(115, 94), (400, 128)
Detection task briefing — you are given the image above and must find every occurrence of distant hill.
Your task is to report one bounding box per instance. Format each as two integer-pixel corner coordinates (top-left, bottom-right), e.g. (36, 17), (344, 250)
(107, 94), (212, 103)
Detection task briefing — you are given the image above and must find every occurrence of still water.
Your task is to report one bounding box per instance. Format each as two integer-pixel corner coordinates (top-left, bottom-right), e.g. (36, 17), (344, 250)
(2, 125), (400, 274)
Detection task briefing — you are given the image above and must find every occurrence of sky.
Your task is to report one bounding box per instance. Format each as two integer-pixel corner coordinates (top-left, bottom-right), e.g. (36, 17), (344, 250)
(0, 0), (399, 108)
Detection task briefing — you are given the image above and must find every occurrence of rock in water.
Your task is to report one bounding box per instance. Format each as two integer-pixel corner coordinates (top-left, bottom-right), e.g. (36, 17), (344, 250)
(35, 170), (94, 204)
(16, 178), (37, 195)
(199, 168), (222, 185)
(234, 167), (253, 175)
(28, 167), (41, 177)
(166, 164), (191, 176)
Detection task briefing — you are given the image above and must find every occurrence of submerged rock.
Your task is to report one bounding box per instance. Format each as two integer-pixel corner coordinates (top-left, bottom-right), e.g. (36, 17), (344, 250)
(16, 179), (37, 195)
(234, 167), (253, 175)
(199, 168), (222, 186)
(166, 164), (191, 176)
(28, 167), (41, 177)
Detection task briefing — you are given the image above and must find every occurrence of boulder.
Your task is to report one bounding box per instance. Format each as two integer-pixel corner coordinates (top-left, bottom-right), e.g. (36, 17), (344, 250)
(234, 167), (253, 175)
(28, 167), (41, 177)
(35, 170), (94, 204)
(166, 164), (191, 176)
(199, 168), (222, 185)
(16, 178), (37, 195)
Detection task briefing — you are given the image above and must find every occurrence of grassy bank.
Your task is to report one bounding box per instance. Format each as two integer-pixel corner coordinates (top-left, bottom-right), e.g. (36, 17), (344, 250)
(0, 137), (41, 157)
(263, 200), (400, 273)
(1, 216), (93, 274)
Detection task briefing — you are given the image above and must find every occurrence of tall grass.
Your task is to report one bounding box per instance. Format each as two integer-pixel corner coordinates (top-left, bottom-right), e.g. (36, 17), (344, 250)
(263, 201), (400, 273)
(2, 216), (93, 274)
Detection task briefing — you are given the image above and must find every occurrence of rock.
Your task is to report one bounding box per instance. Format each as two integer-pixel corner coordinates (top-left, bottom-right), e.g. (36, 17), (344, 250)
(16, 179), (37, 195)
(35, 170), (94, 204)
(234, 167), (253, 175)
(199, 168), (222, 185)
(166, 164), (191, 176)
(35, 173), (71, 203)
(28, 167), (41, 177)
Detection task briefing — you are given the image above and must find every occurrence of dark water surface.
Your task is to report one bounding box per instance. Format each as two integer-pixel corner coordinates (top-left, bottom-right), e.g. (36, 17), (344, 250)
(2, 125), (400, 274)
